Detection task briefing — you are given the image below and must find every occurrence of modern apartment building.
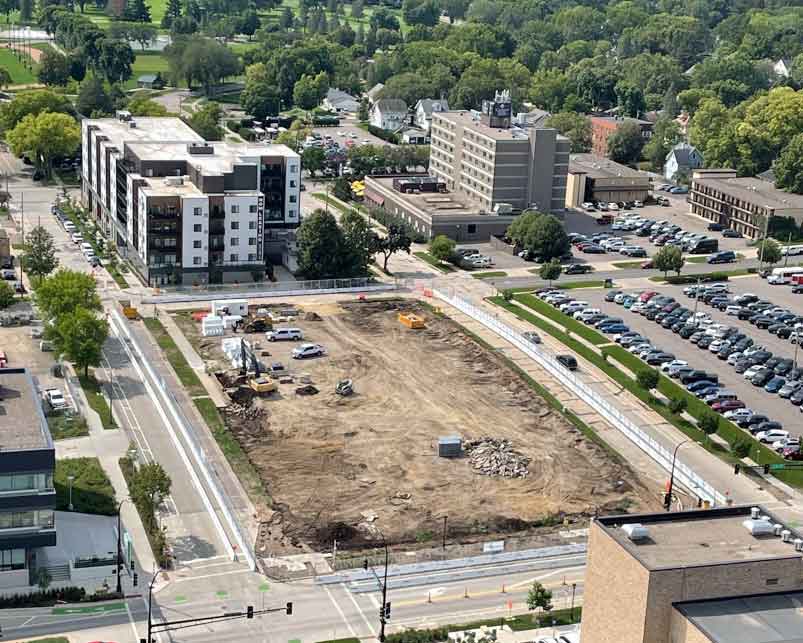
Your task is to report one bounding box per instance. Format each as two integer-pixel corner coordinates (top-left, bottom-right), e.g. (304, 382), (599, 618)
(429, 90), (569, 214)
(81, 113), (301, 286)
(581, 506), (803, 643)
(689, 169), (803, 239)
(0, 369), (56, 591)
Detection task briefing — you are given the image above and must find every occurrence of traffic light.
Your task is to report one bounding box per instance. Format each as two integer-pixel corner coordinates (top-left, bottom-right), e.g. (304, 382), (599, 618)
(363, 559), (368, 570)
(764, 463), (771, 474)
(734, 464), (741, 475)
(384, 602), (391, 620)
(286, 602), (293, 615)
(379, 607), (385, 621)
(132, 573), (138, 587)
(246, 605), (254, 619)
(131, 560), (135, 572)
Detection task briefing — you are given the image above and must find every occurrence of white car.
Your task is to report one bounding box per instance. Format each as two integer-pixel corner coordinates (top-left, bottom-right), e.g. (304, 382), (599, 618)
(71, 232), (83, 244)
(608, 202), (619, 210)
(292, 343), (325, 359)
(629, 342), (652, 354)
(44, 388), (67, 410)
(708, 340), (724, 353)
(630, 302), (646, 313)
(266, 327), (303, 342)
(582, 202), (595, 211)
(773, 436), (800, 451)
(336, 131), (345, 137)
(574, 308), (601, 321)
(724, 408), (753, 420)
(633, 200), (644, 208)
(726, 352), (743, 365)
(560, 301), (588, 314)
(80, 242), (93, 254)
(63, 221), (76, 232)
(743, 365), (764, 380)
(757, 429), (790, 444)
(725, 305), (742, 316)
(661, 359), (688, 372)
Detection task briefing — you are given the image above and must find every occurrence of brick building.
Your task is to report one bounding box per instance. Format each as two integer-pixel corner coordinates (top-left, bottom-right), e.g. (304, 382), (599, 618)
(589, 115), (653, 157)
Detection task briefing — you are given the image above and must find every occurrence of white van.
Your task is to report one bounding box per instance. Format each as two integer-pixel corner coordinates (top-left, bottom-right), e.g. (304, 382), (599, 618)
(80, 242), (93, 254)
(266, 328), (303, 342)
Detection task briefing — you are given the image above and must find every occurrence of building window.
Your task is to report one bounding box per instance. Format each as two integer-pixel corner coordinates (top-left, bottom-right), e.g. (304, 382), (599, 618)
(289, 180), (296, 188)
(248, 253), (257, 261)
(290, 164), (298, 173)
(0, 548), (25, 571)
(467, 224), (476, 234)
(193, 224), (202, 233)
(193, 256), (202, 265)
(230, 237), (239, 246)
(248, 221), (256, 229)
(288, 209), (296, 218)
(193, 240), (202, 249)
(230, 253), (238, 262)
(193, 207), (202, 216)
(249, 204), (257, 213)
(231, 205), (239, 214)
(231, 221), (239, 230)
(289, 195), (297, 203)
(248, 237), (256, 245)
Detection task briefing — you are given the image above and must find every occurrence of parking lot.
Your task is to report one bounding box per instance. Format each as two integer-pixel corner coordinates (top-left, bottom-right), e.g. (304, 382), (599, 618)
(572, 276), (803, 440)
(311, 119), (391, 149)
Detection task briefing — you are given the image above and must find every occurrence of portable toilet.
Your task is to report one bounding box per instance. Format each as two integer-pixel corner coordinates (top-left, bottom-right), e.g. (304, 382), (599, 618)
(438, 436), (462, 458)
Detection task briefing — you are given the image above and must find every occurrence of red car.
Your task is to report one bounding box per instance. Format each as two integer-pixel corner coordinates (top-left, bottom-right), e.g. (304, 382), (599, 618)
(712, 399), (745, 413)
(641, 260), (654, 269)
(639, 290), (658, 302)
(783, 447), (803, 460)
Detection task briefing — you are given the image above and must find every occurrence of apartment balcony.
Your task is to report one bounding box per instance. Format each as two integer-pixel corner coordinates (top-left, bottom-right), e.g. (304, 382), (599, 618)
(148, 240), (178, 250)
(149, 225), (178, 235)
(210, 207), (225, 220)
(209, 224), (226, 235)
(148, 210), (179, 222)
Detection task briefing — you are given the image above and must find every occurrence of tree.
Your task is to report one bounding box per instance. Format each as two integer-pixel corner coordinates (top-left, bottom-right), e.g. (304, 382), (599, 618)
(37, 50), (71, 86)
(402, 0), (439, 27)
(637, 368), (660, 391)
(18, 0), (30, 21)
(161, 0), (181, 28)
(131, 462), (172, 511)
(0, 66), (9, 90)
(340, 209), (376, 276)
(171, 15), (198, 35)
(22, 225), (58, 279)
(350, 0), (363, 18)
(530, 214), (570, 262)
(97, 39), (135, 84)
(373, 224), (412, 273)
(429, 234), (455, 263)
(757, 238), (782, 266)
(0, 281), (14, 309)
(775, 133), (803, 195)
(127, 22), (158, 50)
(0, 89), (72, 131)
(731, 437), (752, 459)
(53, 307), (108, 377)
(279, 6), (294, 29)
(36, 568), (52, 592)
(34, 269), (101, 320)
(241, 64), (280, 120)
(698, 410), (720, 438)
(293, 71), (329, 111)
(545, 112), (591, 153)
(188, 102), (223, 140)
(526, 581), (553, 625)
(122, 0), (151, 22)
(615, 81), (646, 118)
(668, 397), (688, 415)
(539, 258), (561, 286)
(77, 76), (113, 116)
(301, 146), (326, 176)
(653, 245), (684, 277)
(643, 117), (683, 172)
(296, 209), (353, 278)
(127, 94), (168, 116)
(607, 122), (645, 164)
(7, 111), (80, 178)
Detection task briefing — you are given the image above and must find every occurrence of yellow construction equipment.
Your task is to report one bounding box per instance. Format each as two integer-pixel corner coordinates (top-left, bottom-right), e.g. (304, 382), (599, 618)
(119, 299), (139, 320)
(398, 312), (425, 329)
(249, 377), (277, 395)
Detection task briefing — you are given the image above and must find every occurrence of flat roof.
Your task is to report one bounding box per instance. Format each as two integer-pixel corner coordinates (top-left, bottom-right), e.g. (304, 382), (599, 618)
(570, 153), (649, 181)
(590, 115), (653, 127)
(0, 368), (53, 451)
(87, 117), (203, 149)
(597, 507), (803, 570)
(676, 590), (803, 643)
(693, 176), (803, 211)
(367, 176), (480, 217)
(434, 111), (564, 142)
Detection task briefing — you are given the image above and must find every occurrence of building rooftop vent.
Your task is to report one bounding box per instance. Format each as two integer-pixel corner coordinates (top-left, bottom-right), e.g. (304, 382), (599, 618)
(621, 523), (649, 541)
(187, 142), (215, 155)
(163, 176), (184, 187)
(743, 518), (774, 536)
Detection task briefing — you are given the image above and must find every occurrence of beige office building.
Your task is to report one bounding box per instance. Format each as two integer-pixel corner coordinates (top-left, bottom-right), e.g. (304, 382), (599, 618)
(582, 506), (803, 643)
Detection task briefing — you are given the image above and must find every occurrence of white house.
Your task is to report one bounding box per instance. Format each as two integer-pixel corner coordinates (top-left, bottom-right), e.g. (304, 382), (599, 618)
(413, 98), (449, 133)
(664, 142), (703, 182)
(400, 127), (428, 144)
(366, 83), (384, 106)
(323, 88), (360, 114)
(369, 98), (408, 131)
(774, 58), (792, 78)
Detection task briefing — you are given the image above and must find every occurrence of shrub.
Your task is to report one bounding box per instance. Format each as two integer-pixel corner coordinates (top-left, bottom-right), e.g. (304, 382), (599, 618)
(731, 437), (752, 459)
(636, 369), (659, 391)
(502, 288), (514, 302)
(699, 410), (720, 436)
(668, 397), (688, 415)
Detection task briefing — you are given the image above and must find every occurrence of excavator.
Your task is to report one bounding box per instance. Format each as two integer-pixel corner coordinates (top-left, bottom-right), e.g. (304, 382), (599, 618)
(241, 339), (277, 396)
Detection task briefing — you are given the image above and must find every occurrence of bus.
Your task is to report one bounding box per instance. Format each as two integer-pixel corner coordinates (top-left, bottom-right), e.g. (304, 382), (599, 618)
(767, 267), (803, 284)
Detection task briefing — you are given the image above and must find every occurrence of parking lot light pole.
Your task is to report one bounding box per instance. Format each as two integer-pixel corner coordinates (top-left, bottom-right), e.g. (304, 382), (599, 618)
(67, 475), (74, 511)
(665, 439), (690, 511)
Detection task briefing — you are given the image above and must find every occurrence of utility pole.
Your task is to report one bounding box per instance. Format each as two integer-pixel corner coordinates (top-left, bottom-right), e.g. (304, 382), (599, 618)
(441, 515), (448, 551)
(145, 570), (159, 643)
(665, 439), (690, 511)
(116, 499), (127, 595)
(784, 230), (793, 268)
(363, 530), (391, 642)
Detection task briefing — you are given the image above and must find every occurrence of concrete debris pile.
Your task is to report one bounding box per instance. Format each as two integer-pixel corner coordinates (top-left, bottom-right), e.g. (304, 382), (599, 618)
(225, 402), (266, 420)
(463, 438), (530, 478)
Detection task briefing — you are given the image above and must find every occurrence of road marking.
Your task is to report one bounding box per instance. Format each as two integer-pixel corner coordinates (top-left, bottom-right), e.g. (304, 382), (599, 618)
(508, 568), (570, 590)
(52, 602), (126, 615)
(126, 599), (140, 642)
(324, 585), (358, 638)
(173, 568), (250, 583)
(368, 593), (380, 609)
(181, 554), (228, 565)
(20, 616), (36, 626)
(343, 582), (376, 634)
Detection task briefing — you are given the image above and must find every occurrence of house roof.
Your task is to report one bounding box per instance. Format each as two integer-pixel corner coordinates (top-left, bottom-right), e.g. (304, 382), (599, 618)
(666, 142), (701, 166)
(325, 88), (359, 108)
(373, 98), (408, 114)
(138, 74), (159, 83)
(415, 98), (449, 118)
(366, 83), (384, 101)
(758, 168), (776, 185)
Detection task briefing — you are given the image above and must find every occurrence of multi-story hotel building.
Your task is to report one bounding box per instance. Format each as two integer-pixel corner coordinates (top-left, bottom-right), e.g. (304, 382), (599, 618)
(428, 91), (569, 214)
(689, 169), (803, 239)
(81, 112), (301, 286)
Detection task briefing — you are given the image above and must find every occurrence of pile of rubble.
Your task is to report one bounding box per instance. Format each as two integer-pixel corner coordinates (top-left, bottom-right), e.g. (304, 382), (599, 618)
(224, 402), (266, 420)
(463, 438), (530, 478)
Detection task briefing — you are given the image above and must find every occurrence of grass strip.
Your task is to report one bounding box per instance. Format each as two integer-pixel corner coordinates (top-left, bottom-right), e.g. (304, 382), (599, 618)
(514, 293), (609, 346)
(413, 251), (455, 273)
(612, 261), (647, 269)
(142, 318), (206, 397)
(557, 280), (608, 289)
(471, 271), (508, 279)
(46, 414), (89, 440)
(193, 398), (269, 505)
(55, 457), (116, 515)
(106, 263), (129, 289)
(78, 373), (115, 430)
(491, 296), (803, 488)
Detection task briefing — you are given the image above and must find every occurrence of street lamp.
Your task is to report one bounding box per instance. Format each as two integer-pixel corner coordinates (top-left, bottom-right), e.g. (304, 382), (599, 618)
(665, 439), (690, 511)
(116, 499), (128, 595)
(145, 568), (160, 643)
(67, 475), (74, 511)
(363, 529), (390, 642)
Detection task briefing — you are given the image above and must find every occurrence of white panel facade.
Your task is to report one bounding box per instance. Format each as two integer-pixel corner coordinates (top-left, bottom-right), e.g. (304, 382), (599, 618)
(285, 155), (301, 224)
(224, 195), (260, 264)
(182, 196), (209, 269)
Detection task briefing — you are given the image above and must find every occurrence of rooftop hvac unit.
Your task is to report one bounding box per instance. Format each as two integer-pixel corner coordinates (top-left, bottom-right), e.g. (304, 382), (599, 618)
(621, 523), (649, 541)
(438, 436), (462, 458)
(742, 519), (773, 536)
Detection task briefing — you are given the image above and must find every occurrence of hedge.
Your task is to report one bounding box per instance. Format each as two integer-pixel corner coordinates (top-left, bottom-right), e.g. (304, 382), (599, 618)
(664, 273), (730, 284)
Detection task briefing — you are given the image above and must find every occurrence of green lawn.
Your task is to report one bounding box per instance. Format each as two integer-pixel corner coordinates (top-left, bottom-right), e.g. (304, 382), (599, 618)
(0, 47), (38, 84)
(79, 373), (116, 430)
(46, 414), (89, 440)
(55, 457), (117, 515)
(471, 271), (508, 279)
(515, 293), (610, 346)
(612, 260), (647, 269)
(143, 317), (206, 397)
(125, 52), (171, 90)
(22, 638), (70, 643)
(413, 251), (455, 273)
(556, 280), (608, 289)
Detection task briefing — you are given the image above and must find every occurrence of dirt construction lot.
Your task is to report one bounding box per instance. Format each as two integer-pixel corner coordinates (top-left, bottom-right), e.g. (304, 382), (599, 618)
(178, 299), (653, 552)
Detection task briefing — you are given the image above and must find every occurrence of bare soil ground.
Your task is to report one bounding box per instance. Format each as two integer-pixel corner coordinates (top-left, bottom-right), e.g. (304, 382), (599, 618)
(176, 299), (656, 554)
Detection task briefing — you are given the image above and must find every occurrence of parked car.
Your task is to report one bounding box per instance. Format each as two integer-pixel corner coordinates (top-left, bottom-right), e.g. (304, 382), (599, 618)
(44, 388), (67, 410)
(522, 331), (541, 345)
(556, 354), (578, 370)
(563, 264), (593, 275)
(266, 328), (303, 342)
(292, 343), (325, 359)
(756, 428), (790, 443)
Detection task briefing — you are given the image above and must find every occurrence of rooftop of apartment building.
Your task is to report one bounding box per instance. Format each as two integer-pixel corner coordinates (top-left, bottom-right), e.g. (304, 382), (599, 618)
(0, 368), (52, 451)
(597, 506), (803, 570)
(692, 173), (803, 211)
(675, 590), (803, 643)
(365, 176), (480, 216)
(433, 110), (562, 142)
(86, 116), (203, 148)
(570, 153), (648, 180)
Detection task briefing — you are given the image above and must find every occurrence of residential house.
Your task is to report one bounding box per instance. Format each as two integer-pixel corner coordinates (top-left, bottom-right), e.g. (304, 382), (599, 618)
(369, 99), (408, 131)
(323, 88), (360, 114)
(664, 142), (703, 182)
(413, 98), (449, 133)
(400, 127), (428, 145)
(366, 83), (384, 106)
